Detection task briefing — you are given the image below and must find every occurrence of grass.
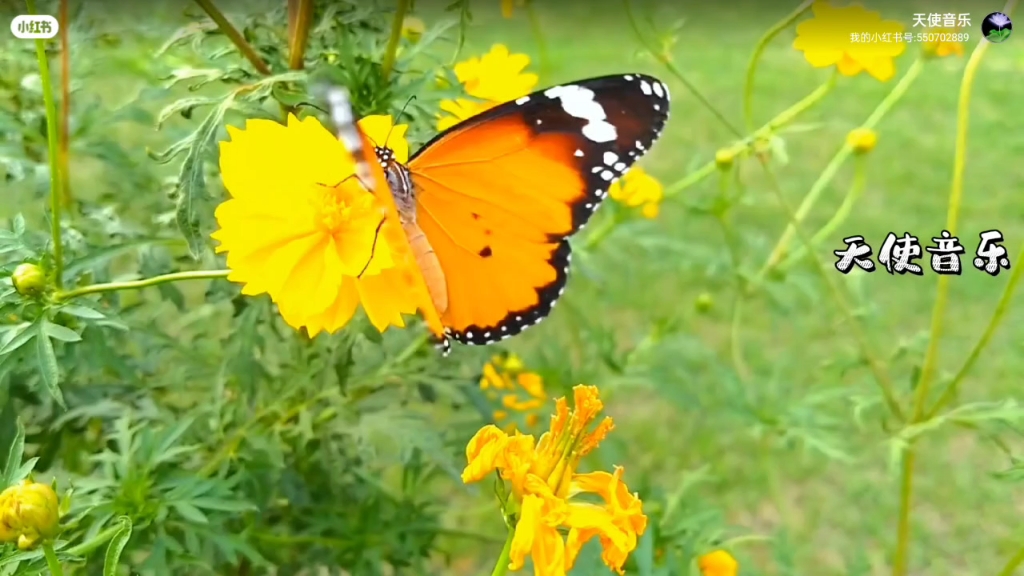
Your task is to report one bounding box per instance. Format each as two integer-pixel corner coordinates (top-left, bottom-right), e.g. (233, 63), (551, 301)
(4, 0), (1024, 574)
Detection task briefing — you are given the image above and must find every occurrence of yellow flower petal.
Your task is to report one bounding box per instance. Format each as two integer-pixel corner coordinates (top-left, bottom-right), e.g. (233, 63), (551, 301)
(792, 1), (906, 81)
(357, 115), (409, 164)
(699, 550), (739, 576)
(461, 425), (510, 483)
(437, 98), (494, 131)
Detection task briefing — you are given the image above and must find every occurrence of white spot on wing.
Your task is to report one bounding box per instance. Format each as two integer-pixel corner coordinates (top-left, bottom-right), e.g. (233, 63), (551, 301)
(543, 85), (617, 143)
(603, 151), (618, 165)
(600, 170), (614, 181)
(574, 149), (584, 157)
(652, 82), (664, 98)
(639, 80), (653, 96)
(516, 96), (530, 105)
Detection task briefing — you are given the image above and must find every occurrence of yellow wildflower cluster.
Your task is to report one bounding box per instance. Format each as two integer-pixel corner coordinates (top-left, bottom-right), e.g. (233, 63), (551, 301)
(608, 166), (664, 219)
(480, 353), (548, 432)
(0, 480), (60, 550)
(438, 44), (539, 131)
(462, 385), (646, 575)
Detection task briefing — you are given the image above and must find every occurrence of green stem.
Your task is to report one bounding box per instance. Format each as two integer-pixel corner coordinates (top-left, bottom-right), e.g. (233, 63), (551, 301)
(926, 242), (1024, 419)
(997, 542), (1024, 576)
(55, 270), (230, 301)
(664, 75), (835, 200)
(192, 0), (272, 75)
(488, 527), (515, 576)
(622, 0), (742, 138)
(64, 525), (121, 557)
(755, 162), (903, 421)
(760, 58), (925, 277)
(42, 543), (64, 576)
(892, 11), (1013, 572)
(775, 154), (868, 273)
(27, 0), (64, 289)
(743, 0), (814, 130)
(714, 166), (750, 382)
(380, 0), (411, 81)
(286, 0), (314, 70)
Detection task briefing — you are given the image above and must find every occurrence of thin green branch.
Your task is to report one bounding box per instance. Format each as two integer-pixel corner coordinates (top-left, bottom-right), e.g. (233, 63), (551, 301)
(664, 74), (835, 200)
(55, 270), (230, 301)
(622, 0), (742, 138)
(488, 527), (515, 576)
(58, 0), (71, 209)
(997, 542), (1024, 576)
(27, 0), (64, 289)
(381, 0), (411, 81)
(926, 242), (1024, 419)
(743, 0), (814, 130)
(760, 58), (925, 278)
(287, 0), (315, 70)
(43, 543), (64, 576)
(192, 0), (272, 75)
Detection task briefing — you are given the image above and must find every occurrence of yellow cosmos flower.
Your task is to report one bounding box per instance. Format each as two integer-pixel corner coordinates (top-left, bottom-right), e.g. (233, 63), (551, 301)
(480, 353), (548, 431)
(213, 114), (442, 338)
(609, 166), (664, 219)
(793, 2), (906, 81)
(0, 480), (60, 550)
(454, 44), (538, 102)
(846, 127), (877, 154)
(699, 549), (739, 576)
(921, 28), (965, 58)
(436, 97), (496, 132)
(463, 385), (646, 575)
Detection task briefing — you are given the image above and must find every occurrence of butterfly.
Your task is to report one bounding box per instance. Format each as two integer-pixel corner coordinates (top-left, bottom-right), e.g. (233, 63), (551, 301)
(325, 74), (670, 354)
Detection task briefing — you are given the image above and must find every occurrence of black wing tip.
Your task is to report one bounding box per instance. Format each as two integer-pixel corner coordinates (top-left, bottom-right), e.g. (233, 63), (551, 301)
(444, 241), (572, 348)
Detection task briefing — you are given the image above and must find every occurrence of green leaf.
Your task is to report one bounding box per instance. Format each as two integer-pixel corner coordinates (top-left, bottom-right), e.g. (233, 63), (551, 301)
(0, 322), (37, 356)
(35, 324), (65, 408)
(0, 409), (24, 488)
(103, 516), (133, 576)
(174, 100), (232, 259)
(59, 305), (105, 320)
(43, 321), (82, 343)
(171, 501), (210, 524)
(156, 97), (223, 128)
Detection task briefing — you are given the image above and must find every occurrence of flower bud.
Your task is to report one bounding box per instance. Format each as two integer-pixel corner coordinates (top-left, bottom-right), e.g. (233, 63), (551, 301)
(11, 263), (46, 297)
(694, 292), (714, 313)
(714, 148), (735, 170)
(401, 16), (425, 43)
(699, 549), (738, 576)
(846, 127), (878, 155)
(0, 480), (61, 549)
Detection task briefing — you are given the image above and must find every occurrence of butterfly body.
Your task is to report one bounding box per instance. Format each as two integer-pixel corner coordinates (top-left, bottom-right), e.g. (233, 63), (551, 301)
(329, 73), (670, 353)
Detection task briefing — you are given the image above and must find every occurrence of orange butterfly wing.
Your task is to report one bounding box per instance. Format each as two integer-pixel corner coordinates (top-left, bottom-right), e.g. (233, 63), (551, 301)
(406, 74), (671, 345)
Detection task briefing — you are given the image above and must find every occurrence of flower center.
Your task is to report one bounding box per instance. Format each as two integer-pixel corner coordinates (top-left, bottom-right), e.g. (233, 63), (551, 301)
(315, 185), (358, 233)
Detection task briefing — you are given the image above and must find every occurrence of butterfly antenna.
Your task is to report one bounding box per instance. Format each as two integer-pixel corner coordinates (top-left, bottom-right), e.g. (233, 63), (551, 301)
(382, 95), (418, 151)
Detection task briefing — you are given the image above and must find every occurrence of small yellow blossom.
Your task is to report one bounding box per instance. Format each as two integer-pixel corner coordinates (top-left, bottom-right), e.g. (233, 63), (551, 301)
(437, 44), (538, 129)
(401, 16), (425, 43)
(921, 28), (965, 58)
(846, 127), (877, 154)
(11, 263), (45, 297)
(479, 353), (548, 432)
(462, 385), (646, 575)
(608, 166), (664, 219)
(793, 2), (906, 81)
(213, 114), (442, 338)
(699, 549), (739, 576)
(0, 480), (60, 550)
(436, 98), (496, 132)
(714, 148), (735, 170)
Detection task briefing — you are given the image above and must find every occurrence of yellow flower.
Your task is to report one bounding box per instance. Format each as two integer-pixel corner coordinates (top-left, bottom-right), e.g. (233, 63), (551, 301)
(213, 114), (442, 338)
(436, 97), (496, 132)
(793, 2), (906, 81)
(453, 44), (538, 102)
(479, 353), (549, 432)
(921, 28), (965, 58)
(846, 127), (877, 154)
(0, 480), (60, 550)
(462, 385), (645, 575)
(699, 549), (738, 576)
(401, 16), (425, 43)
(608, 166), (664, 219)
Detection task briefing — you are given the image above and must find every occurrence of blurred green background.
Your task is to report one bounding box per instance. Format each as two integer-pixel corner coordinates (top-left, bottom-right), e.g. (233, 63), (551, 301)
(3, 0), (1024, 574)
